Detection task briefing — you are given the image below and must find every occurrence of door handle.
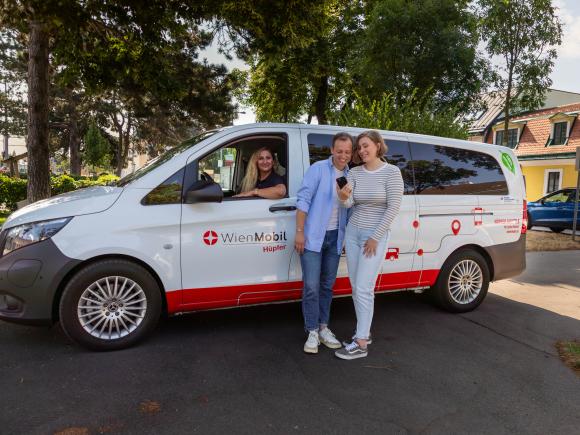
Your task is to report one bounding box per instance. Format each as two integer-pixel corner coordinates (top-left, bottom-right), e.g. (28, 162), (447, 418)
(269, 205), (297, 212)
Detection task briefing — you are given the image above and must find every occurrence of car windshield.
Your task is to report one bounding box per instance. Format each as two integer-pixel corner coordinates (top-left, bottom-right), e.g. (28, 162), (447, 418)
(116, 130), (219, 187)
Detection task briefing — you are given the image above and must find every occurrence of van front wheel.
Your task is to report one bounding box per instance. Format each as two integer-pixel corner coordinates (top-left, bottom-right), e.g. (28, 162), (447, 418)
(432, 250), (490, 313)
(59, 259), (162, 351)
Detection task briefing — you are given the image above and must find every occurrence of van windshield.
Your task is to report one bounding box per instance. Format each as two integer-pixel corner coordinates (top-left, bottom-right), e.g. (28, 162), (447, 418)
(116, 130), (219, 187)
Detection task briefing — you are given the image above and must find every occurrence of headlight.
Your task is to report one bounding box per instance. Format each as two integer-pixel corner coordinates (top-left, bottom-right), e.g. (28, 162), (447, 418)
(2, 217), (72, 256)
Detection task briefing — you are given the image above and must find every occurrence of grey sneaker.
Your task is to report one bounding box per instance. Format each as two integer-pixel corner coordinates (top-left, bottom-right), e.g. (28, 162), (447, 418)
(304, 330), (319, 354)
(319, 327), (342, 349)
(342, 334), (372, 347)
(335, 341), (368, 360)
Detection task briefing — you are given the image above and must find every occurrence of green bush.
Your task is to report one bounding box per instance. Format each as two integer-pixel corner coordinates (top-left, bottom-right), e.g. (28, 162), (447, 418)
(0, 173), (120, 211)
(0, 175), (27, 211)
(51, 175), (78, 196)
(95, 174), (119, 185)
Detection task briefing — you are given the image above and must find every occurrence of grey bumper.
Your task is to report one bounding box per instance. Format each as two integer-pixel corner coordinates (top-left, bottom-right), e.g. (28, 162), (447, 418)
(485, 234), (526, 281)
(0, 239), (80, 325)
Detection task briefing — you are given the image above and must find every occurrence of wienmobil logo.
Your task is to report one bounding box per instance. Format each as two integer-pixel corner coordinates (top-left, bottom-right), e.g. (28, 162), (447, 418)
(203, 230), (287, 246)
(203, 230), (218, 246)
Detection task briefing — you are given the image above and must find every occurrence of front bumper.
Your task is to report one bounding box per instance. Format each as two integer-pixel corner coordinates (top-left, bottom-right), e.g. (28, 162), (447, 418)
(0, 238), (80, 325)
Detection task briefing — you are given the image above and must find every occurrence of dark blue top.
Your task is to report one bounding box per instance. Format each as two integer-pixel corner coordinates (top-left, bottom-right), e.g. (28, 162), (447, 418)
(256, 171), (285, 189)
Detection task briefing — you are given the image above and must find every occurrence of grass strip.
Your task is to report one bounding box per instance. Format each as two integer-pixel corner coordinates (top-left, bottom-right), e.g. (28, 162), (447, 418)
(556, 340), (580, 376)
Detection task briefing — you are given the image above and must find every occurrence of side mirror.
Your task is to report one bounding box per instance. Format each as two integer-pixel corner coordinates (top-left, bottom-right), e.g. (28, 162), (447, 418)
(184, 181), (223, 204)
(539, 199), (545, 205)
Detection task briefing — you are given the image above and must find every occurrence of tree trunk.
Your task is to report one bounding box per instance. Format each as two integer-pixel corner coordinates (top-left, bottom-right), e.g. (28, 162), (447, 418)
(503, 71), (514, 147)
(314, 76), (329, 125)
(2, 133), (8, 160)
(26, 21), (51, 202)
(69, 108), (81, 175)
(115, 125), (123, 176)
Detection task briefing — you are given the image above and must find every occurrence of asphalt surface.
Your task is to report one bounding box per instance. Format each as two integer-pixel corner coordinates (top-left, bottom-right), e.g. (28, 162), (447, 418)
(1, 251), (579, 435)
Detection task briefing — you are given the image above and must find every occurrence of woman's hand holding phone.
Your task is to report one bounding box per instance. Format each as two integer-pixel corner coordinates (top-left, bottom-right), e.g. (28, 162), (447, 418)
(337, 180), (352, 201)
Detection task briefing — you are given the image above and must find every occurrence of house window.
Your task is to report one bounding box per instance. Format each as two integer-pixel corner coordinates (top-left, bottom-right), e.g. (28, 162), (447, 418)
(544, 169), (562, 195)
(495, 128), (518, 148)
(552, 121), (567, 145)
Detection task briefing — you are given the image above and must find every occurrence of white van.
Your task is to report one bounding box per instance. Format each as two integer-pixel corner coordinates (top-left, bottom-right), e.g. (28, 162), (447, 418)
(0, 124), (527, 350)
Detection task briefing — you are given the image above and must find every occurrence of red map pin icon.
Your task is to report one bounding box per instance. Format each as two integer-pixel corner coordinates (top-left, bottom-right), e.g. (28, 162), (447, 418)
(451, 220), (461, 235)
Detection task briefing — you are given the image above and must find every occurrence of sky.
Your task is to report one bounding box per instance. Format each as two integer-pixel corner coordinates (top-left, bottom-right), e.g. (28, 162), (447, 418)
(202, 0), (580, 125)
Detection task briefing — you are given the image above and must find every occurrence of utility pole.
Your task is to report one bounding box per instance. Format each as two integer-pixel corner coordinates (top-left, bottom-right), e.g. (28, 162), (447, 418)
(572, 147), (580, 241)
(3, 81), (9, 160)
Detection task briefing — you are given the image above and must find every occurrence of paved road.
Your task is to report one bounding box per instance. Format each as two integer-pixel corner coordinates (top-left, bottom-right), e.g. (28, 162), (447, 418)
(1, 251), (579, 434)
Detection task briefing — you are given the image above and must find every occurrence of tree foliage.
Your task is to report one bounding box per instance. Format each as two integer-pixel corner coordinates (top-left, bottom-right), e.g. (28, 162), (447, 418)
(329, 91), (468, 139)
(0, 29), (27, 143)
(0, 0), (238, 196)
(239, 0), (488, 123)
(83, 120), (110, 171)
(478, 0), (562, 144)
(354, 0), (488, 112)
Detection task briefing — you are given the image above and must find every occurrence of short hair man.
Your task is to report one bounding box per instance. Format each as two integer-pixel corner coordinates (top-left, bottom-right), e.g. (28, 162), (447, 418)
(295, 132), (353, 353)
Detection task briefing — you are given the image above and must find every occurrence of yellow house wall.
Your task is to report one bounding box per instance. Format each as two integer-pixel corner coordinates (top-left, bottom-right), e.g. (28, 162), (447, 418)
(522, 164), (577, 201)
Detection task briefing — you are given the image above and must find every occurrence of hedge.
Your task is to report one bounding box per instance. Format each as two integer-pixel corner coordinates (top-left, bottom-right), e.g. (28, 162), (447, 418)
(0, 174), (120, 212)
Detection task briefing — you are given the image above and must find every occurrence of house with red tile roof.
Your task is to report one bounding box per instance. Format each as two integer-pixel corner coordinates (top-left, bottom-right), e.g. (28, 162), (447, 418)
(484, 102), (579, 201)
(467, 90), (580, 201)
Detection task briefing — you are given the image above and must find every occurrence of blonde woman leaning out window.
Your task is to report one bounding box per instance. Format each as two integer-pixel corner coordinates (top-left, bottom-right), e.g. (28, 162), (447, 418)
(234, 147), (286, 199)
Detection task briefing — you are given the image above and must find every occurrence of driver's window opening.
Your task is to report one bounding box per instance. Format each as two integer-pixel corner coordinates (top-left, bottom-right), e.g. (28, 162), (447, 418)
(198, 134), (288, 200)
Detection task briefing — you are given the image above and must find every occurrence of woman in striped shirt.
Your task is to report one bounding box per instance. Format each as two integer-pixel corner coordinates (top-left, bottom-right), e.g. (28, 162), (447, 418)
(335, 130), (404, 360)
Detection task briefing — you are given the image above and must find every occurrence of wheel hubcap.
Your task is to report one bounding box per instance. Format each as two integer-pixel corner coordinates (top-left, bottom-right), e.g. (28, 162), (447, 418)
(448, 260), (483, 304)
(77, 276), (147, 340)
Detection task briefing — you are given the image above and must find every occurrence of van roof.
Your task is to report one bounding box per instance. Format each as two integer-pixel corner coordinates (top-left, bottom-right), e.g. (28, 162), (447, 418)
(223, 123), (513, 155)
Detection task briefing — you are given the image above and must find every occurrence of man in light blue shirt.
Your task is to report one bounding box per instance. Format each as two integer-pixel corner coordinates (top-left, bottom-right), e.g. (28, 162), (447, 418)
(295, 132), (353, 354)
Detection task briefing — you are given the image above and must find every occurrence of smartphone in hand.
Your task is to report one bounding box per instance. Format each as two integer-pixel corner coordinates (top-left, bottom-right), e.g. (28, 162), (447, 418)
(336, 176), (348, 189)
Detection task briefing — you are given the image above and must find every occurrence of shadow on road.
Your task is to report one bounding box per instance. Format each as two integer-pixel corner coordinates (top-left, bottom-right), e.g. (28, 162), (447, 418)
(1, 289), (579, 434)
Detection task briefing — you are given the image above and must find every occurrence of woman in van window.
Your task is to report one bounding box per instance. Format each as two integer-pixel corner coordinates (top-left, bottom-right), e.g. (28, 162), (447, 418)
(234, 147), (286, 199)
(335, 130), (404, 360)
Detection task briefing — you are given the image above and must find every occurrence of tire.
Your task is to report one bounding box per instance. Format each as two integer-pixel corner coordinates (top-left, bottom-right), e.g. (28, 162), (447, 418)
(432, 249), (490, 313)
(549, 227), (564, 233)
(59, 259), (162, 351)
(526, 218), (533, 230)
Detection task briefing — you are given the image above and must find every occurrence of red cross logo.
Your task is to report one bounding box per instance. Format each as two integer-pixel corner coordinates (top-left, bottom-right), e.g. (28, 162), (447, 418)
(203, 230), (218, 246)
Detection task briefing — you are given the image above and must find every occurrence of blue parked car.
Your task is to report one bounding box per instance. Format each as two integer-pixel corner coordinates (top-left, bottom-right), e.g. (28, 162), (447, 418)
(527, 188), (579, 233)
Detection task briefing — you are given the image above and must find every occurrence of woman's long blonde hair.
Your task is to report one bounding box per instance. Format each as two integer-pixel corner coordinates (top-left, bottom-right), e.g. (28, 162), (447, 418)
(239, 147), (279, 193)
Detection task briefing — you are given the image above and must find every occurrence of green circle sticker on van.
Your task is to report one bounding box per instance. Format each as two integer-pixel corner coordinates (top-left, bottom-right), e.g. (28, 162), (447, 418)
(501, 152), (515, 174)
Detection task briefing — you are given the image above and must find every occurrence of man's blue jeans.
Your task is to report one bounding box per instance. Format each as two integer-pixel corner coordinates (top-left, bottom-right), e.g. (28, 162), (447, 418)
(300, 229), (341, 331)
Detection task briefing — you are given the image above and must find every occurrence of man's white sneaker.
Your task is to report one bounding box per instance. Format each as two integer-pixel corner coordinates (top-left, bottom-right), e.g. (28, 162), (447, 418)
(319, 327), (342, 349)
(304, 330), (320, 354)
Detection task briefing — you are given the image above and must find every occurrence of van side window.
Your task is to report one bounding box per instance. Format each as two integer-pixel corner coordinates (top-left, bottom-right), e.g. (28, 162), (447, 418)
(385, 140), (415, 195)
(141, 168), (185, 205)
(193, 133), (288, 200)
(307, 133), (333, 164)
(410, 142), (509, 195)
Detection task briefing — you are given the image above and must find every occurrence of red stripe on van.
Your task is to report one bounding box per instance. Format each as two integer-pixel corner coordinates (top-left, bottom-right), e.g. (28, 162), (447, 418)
(166, 269), (440, 314)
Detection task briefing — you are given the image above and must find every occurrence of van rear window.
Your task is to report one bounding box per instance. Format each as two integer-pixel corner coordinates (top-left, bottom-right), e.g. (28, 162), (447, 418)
(409, 142), (508, 195)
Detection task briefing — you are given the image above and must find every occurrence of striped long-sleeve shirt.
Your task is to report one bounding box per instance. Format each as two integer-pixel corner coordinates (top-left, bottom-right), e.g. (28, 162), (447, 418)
(341, 163), (404, 241)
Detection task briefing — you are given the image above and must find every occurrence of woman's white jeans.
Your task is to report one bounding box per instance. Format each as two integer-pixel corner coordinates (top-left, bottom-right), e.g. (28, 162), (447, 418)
(345, 223), (390, 341)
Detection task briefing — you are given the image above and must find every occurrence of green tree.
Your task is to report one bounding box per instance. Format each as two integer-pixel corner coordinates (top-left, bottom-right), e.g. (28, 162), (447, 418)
(83, 121), (110, 172)
(220, 0), (348, 124)
(479, 0), (563, 145)
(354, 0), (488, 113)
(0, 1), (237, 199)
(0, 29), (27, 160)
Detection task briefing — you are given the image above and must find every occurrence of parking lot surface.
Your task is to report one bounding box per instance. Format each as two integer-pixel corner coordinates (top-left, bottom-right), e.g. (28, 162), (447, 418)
(1, 251), (579, 434)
